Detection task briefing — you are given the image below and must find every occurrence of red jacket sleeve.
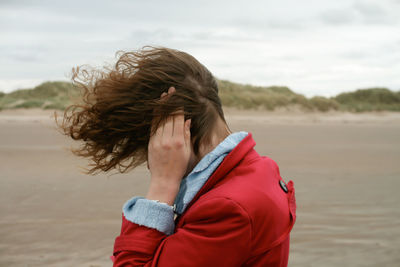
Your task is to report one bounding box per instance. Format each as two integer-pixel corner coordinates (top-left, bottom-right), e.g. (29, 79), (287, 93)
(113, 197), (252, 266)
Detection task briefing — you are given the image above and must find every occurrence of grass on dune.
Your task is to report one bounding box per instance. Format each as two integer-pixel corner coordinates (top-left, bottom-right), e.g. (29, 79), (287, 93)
(0, 80), (399, 113)
(333, 88), (400, 112)
(0, 81), (81, 111)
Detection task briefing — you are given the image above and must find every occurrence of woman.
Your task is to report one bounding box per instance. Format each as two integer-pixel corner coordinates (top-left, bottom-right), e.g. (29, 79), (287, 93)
(58, 46), (296, 266)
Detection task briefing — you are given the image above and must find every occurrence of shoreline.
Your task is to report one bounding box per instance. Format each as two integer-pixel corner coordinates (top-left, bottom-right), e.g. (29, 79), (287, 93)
(1, 107), (400, 125)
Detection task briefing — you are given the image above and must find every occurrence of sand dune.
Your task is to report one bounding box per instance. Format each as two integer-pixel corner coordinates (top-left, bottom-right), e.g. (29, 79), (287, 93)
(1, 109), (399, 266)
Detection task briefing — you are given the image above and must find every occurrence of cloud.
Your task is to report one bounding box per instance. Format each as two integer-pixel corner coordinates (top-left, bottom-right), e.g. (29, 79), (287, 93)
(319, 0), (399, 26)
(319, 8), (356, 25)
(0, 0), (399, 96)
(353, 1), (392, 24)
(353, 1), (386, 16)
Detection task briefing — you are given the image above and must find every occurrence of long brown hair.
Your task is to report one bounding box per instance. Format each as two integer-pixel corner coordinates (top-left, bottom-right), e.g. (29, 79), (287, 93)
(56, 46), (228, 174)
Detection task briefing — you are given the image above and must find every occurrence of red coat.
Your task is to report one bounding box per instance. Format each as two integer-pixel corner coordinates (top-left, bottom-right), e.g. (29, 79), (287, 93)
(113, 132), (296, 266)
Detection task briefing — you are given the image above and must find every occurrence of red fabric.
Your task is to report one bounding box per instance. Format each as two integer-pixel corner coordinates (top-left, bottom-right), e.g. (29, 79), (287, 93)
(113, 132), (296, 266)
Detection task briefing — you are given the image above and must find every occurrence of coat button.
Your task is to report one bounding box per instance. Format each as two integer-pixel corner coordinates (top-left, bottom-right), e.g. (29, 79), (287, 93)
(279, 180), (288, 193)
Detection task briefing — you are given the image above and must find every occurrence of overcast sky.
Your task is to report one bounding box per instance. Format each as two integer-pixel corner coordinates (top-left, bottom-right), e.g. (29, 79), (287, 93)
(1, 0), (399, 97)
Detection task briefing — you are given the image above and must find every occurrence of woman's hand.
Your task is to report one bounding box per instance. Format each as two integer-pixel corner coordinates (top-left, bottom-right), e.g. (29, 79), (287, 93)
(146, 87), (192, 205)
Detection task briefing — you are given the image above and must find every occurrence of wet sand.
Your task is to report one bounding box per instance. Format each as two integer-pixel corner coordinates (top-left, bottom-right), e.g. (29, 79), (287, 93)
(0, 109), (399, 266)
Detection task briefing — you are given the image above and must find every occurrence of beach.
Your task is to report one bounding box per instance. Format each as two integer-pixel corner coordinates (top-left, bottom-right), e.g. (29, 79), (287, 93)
(0, 108), (399, 266)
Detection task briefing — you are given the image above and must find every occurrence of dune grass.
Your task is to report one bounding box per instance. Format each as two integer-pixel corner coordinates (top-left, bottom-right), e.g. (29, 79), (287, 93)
(333, 88), (400, 112)
(218, 80), (340, 112)
(0, 80), (399, 112)
(0, 81), (80, 111)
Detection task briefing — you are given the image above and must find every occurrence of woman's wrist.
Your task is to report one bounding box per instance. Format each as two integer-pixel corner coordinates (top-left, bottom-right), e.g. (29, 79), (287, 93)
(146, 177), (181, 206)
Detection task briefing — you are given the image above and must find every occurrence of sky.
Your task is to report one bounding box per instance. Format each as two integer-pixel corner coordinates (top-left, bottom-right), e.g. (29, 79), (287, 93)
(1, 0), (399, 97)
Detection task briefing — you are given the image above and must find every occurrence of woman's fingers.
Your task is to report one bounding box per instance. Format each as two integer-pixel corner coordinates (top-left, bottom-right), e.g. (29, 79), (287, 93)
(184, 118), (191, 146)
(151, 87), (176, 143)
(168, 86), (176, 94)
(147, 86), (192, 194)
(152, 86), (190, 149)
(161, 86), (175, 99)
(159, 86), (175, 101)
(161, 116), (173, 148)
(152, 118), (163, 145)
(159, 87), (178, 139)
(173, 112), (184, 140)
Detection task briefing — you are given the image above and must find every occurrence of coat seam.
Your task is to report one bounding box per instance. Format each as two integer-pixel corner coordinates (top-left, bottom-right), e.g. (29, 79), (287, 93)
(214, 196), (254, 259)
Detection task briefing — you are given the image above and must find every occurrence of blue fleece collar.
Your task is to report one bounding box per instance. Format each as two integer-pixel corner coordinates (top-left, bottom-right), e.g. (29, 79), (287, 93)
(173, 131), (249, 215)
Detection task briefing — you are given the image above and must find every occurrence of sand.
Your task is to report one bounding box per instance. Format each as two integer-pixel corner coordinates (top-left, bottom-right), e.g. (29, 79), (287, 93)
(0, 108), (399, 266)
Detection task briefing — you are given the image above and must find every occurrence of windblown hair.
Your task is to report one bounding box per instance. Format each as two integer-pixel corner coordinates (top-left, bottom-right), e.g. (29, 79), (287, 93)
(56, 46), (227, 174)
